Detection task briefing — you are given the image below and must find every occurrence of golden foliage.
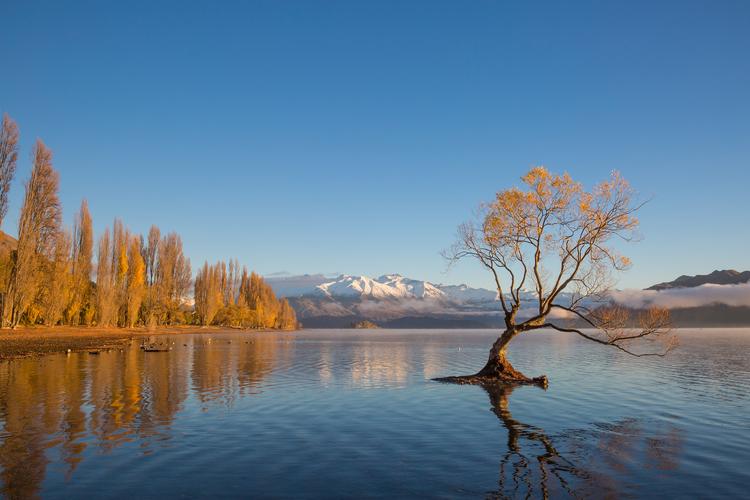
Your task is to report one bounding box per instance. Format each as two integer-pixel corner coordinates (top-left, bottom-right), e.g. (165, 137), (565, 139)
(0, 113), (299, 330)
(66, 200), (94, 325)
(196, 263), (298, 330)
(125, 236), (145, 328)
(450, 166), (673, 357)
(6, 140), (62, 327)
(0, 113), (19, 229)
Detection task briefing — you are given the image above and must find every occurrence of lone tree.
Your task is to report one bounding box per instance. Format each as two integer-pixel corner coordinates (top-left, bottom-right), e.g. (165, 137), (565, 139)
(443, 167), (674, 386)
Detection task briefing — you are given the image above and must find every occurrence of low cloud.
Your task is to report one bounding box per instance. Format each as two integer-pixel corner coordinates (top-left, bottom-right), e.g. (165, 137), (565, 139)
(353, 298), (573, 320)
(610, 283), (750, 309)
(355, 298), (457, 319)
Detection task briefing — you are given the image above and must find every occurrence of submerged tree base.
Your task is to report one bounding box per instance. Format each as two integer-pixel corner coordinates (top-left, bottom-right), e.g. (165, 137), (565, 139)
(434, 356), (548, 388)
(434, 373), (548, 388)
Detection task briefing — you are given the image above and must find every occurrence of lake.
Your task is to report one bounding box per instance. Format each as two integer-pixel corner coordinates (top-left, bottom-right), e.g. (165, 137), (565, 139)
(1, 329), (748, 498)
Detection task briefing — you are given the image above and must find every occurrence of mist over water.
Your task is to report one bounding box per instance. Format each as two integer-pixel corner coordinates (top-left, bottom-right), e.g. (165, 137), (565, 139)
(1, 329), (748, 498)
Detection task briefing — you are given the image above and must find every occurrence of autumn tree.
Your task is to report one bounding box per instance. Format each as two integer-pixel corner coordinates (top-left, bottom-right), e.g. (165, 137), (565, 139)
(66, 200), (93, 325)
(0, 114), (19, 230)
(125, 236), (145, 327)
(142, 225), (161, 326)
(0, 123), (294, 330)
(443, 167), (674, 386)
(193, 261), (298, 330)
(276, 298), (298, 330)
(0, 122), (295, 330)
(238, 271), (281, 328)
(95, 229), (117, 327)
(0, 114), (19, 301)
(112, 219), (129, 325)
(194, 261), (223, 326)
(155, 232), (191, 325)
(223, 258), (240, 306)
(6, 140), (62, 328)
(40, 230), (72, 325)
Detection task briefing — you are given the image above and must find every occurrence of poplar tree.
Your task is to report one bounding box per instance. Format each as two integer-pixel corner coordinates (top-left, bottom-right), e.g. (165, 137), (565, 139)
(155, 232), (191, 324)
(0, 114), (19, 229)
(66, 200), (93, 325)
(277, 299), (298, 330)
(0, 114), (19, 306)
(142, 225), (161, 326)
(40, 230), (72, 325)
(194, 261), (222, 326)
(125, 236), (145, 327)
(95, 229), (117, 326)
(7, 140), (62, 328)
(112, 219), (129, 325)
(0, 129), (298, 329)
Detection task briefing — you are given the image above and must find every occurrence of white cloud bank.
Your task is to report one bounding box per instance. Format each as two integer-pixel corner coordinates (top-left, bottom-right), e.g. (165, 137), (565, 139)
(610, 283), (750, 309)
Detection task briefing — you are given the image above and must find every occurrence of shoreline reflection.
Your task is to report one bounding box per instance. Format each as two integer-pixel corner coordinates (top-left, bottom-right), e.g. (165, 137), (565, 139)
(0, 334), (282, 497)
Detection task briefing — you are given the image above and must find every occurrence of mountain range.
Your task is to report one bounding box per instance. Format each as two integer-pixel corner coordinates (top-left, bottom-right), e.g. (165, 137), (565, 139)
(267, 270), (750, 328)
(647, 269), (750, 290)
(266, 273), (510, 328)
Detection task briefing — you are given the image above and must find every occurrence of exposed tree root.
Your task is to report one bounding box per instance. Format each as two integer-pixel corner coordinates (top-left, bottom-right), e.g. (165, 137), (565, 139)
(434, 351), (548, 388)
(434, 373), (548, 388)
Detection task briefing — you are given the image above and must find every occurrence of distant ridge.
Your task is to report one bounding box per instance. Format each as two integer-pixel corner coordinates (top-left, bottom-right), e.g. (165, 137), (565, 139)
(646, 269), (750, 291)
(267, 270), (750, 328)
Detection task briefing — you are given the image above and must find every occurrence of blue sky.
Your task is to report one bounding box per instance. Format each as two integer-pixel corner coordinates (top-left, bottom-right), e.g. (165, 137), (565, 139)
(1, 0), (748, 290)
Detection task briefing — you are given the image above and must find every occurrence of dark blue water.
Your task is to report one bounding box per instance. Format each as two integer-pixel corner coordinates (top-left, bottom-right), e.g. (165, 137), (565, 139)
(1, 329), (748, 498)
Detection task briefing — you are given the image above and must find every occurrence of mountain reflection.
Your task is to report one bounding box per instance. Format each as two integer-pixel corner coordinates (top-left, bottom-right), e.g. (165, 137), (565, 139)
(480, 383), (684, 499)
(0, 335), (281, 498)
(348, 341), (410, 387)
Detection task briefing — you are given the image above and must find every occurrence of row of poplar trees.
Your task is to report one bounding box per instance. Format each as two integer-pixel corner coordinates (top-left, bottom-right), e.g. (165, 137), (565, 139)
(0, 113), (297, 330)
(194, 260), (297, 329)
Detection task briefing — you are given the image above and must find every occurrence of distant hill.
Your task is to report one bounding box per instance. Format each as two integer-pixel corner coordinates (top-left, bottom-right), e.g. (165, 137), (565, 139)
(647, 269), (750, 290)
(667, 304), (750, 327)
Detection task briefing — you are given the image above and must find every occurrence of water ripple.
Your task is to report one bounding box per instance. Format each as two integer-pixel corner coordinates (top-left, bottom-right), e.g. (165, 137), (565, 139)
(0, 328), (748, 498)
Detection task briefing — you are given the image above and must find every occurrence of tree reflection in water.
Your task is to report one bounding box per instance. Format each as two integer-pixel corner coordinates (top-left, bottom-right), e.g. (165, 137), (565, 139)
(0, 335), (281, 498)
(479, 383), (684, 499)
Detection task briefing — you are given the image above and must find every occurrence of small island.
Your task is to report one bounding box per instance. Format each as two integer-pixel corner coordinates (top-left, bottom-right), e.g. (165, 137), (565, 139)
(351, 320), (379, 329)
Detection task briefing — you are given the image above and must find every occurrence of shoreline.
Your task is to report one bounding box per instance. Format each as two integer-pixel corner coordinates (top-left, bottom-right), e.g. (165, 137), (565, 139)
(0, 325), (278, 360)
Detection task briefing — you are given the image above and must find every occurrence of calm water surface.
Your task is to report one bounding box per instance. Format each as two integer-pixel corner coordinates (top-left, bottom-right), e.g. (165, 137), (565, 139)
(1, 329), (748, 499)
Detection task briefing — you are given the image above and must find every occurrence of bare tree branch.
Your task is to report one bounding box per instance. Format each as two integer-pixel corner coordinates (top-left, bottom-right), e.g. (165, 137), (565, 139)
(443, 167), (675, 381)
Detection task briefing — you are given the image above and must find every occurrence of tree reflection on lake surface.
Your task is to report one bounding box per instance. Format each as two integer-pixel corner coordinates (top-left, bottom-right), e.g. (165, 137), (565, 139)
(0, 335), (283, 498)
(0, 329), (747, 498)
(479, 383), (684, 498)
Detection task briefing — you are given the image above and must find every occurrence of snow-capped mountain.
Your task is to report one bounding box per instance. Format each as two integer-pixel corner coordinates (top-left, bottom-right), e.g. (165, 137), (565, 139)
(315, 274), (459, 301)
(265, 273), (509, 327)
(267, 273), (498, 303)
(436, 283), (499, 304)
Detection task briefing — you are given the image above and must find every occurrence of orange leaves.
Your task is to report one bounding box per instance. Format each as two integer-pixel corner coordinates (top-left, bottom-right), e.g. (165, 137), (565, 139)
(454, 166), (672, 357)
(127, 236), (145, 290)
(593, 170), (628, 198)
(578, 192), (593, 214)
(459, 166), (642, 312)
(518, 166), (582, 212)
(521, 166), (550, 184)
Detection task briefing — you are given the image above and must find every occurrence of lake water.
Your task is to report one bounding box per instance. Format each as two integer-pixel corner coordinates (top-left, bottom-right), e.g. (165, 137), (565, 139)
(0, 329), (748, 499)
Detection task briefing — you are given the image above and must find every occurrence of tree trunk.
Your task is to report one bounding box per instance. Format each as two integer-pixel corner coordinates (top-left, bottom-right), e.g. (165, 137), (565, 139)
(474, 329), (532, 381)
(434, 328), (548, 387)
